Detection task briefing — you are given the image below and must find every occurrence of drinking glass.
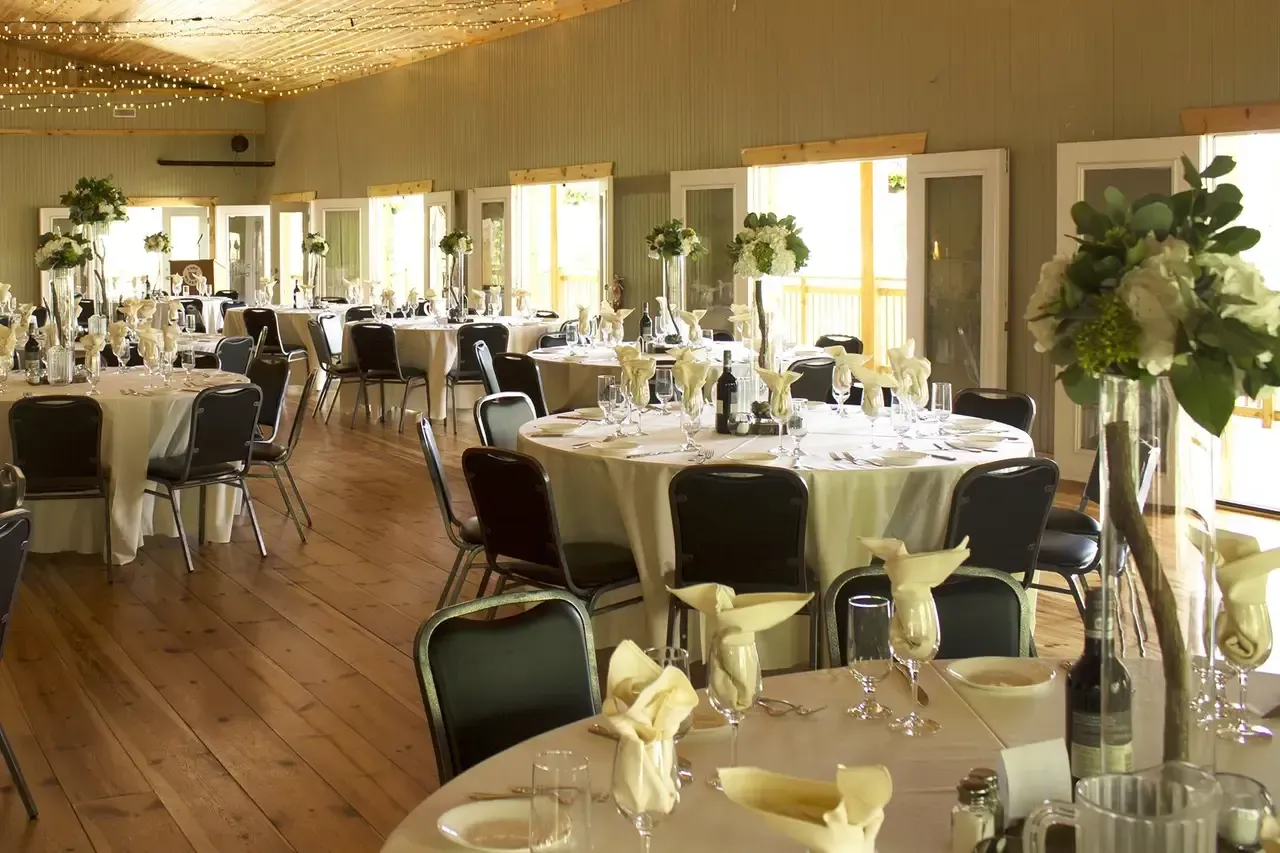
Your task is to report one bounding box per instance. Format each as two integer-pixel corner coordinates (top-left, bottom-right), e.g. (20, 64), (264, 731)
(1215, 772), (1276, 850)
(888, 599), (941, 736)
(845, 595), (894, 720)
(529, 750), (592, 853)
(788, 399), (808, 457)
(653, 368), (674, 413)
(85, 352), (101, 396)
(932, 382), (953, 434)
(1215, 602), (1274, 744)
(160, 350), (176, 388)
(832, 367), (852, 417)
(612, 739), (678, 853)
(184, 313), (197, 333)
(890, 392), (912, 450)
(598, 376), (621, 436)
(0, 362), (8, 395)
(142, 346), (161, 388)
(180, 344), (195, 379)
(679, 394), (703, 452)
(644, 648), (693, 742)
(768, 397), (789, 456)
(112, 340), (130, 372)
(706, 635), (761, 791)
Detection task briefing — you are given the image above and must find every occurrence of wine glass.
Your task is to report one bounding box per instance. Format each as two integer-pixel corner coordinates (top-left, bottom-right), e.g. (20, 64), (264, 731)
(612, 739), (678, 853)
(142, 345), (161, 388)
(160, 350), (176, 388)
(85, 352), (101, 396)
(653, 368), (674, 414)
(890, 392), (912, 450)
(832, 366), (852, 417)
(598, 376), (621, 436)
(888, 600), (942, 736)
(112, 339), (130, 373)
(846, 595), (894, 720)
(788, 399), (808, 458)
(767, 394), (789, 456)
(644, 647), (694, 744)
(180, 344), (195, 381)
(679, 393), (704, 452)
(706, 634), (761, 791)
(1215, 603), (1274, 744)
(932, 382), (953, 434)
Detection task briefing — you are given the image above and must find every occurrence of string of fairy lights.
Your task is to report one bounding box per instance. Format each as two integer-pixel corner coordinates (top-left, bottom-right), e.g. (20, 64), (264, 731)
(0, 0), (565, 108)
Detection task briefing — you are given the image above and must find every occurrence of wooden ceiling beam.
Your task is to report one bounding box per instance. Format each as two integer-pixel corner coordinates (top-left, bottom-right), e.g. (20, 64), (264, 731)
(0, 127), (263, 136)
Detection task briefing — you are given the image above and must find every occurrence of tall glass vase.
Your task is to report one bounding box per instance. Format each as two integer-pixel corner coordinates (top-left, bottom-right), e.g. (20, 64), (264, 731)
(660, 255), (685, 340)
(83, 223), (108, 312)
(1097, 374), (1219, 770)
(50, 268), (77, 348)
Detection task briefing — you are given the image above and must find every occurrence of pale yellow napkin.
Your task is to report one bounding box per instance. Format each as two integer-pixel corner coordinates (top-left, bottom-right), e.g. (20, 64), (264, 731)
(0, 325), (14, 358)
(513, 288), (531, 313)
(138, 299), (156, 321)
(599, 301), (634, 337)
(107, 320), (129, 351)
(860, 537), (970, 658)
(82, 333), (106, 356)
(729, 302), (755, 337)
(1212, 530), (1280, 668)
(137, 326), (161, 360)
(407, 287), (420, 305)
(677, 309), (708, 341)
(887, 337), (931, 405)
(667, 584), (813, 707)
(578, 304), (591, 331)
(162, 324), (181, 352)
(825, 346), (870, 388)
(15, 304), (34, 332)
(851, 362), (898, 404)
(719, 765), (893, 853)
(655, 296), (669, 320)
(755, 366), (802, 420)
(380, 287), (397, 309)
(671, 349), (711, 400)
(603, 641), (699, 818)
(167, 301), (183, 323)
(468, 289), (485, 311)
(0, 283), (10, 303)
(423, 288), (438, 300)
(118, 298), (140, 324)
(620, 356), (657, 405)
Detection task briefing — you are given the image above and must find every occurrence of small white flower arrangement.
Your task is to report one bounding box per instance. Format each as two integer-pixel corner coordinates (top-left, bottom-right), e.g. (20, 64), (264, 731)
(143, 232), (171, 254)
(439, 231), (474, 258)
(34, 230), (94, 270)
(303, 233), (329, 256)
(645, 219), (707, 260)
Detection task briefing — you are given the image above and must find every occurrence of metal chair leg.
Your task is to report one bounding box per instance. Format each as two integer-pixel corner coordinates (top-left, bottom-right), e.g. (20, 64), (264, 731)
(449, 381), (456, 434)
(474, 564), (493, 599)
(1065, 575), (1089, 618)
(398, 380), (413, 434)
(435, 547), (468, 610)
(666, 599), (679, 647)
(379, 380), (387, 425)
(325, 378), (343, 424)
(198, 486), (207, 545)
(282, 463), (311, 527)
(239, 479), (268, 557)
(272, 466), (306, 542)
(313, 372), (333, 419)
(447, 547), (482, 606)
(164, 484), (195, 573)
(350, 377), (365, 428)
(0, 722), (37, 820)
(102, 493), (113, 581)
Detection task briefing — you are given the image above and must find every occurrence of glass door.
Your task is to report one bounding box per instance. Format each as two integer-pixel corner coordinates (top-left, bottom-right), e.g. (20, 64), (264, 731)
(271, 202), (309, 304)
(312, 198), (371, 298)
(1053, 137), (1204, 481)
(906, 149), (1009, 389)
(670, 168), (749, 326)
(215, 205), (271, 300)
(162, 207), (210, 261)
(506, 179), (611, 318)
(424, 190), (455, 300)
(468, 186), (516, 313)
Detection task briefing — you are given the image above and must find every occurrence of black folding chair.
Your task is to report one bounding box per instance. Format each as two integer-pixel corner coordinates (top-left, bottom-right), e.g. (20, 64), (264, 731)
(220, 300), (245, 320)
(179, 299), (206, 333)
(492, 352), (550, 418)
(667, 465), (818, 667)
(249, 371), (317, 542)
(786, 356), (835, 404)
(474, 340), (500, 396)
(414, 590), (600, 783)
(448, 324), (510, 433)
(76, 300), (95, 331)
(533, 310), (560, 320)
(247, 350), (308, 440)
(214, 290), (239, 300)
(346, 306), (375, 322)
(215, 336), (255, 374)
(815, 333), (863, 354)
(0, 508), (37, 819)
(307, 317), (360, 423)
(349, 322), (428, 433)
(10, 396), (112, 573)
(474, 392), (537, 450)
(418, 418), (484, 608)
(240, 307), (288, 354)
(538, 332), (569, 349)
(144, 385), (267, 573)
(953, 388), (1037, 432)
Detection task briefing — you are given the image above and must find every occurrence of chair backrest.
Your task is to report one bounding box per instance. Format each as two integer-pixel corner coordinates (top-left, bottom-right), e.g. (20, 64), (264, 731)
(824, 565), (1031, 664)
(193, 353), (219, 369)
(323, 296), (349, 305)
(786, 357), (835, 404)
(77, 300), (95, 328)
(215, 336), (255, 375)
(241, 307), (283, 350)
(269, 370), (317, 461)
(9, 396), (104, 485)
(457, 324), (511, 376)
(474, 340), (500, 395)
(462, 448), (588, 587)
(414, 589), (600, 783)
(0, 508), (33, 659)
(0, 464), (25, 512)
(350, 322), (403, 376)
(214, 289), (239, 300)
(492, 353), (549, 418)
(815, 334), (864, 354)
(247, 351), (304, 432)
(417, 416), (464, 531)
(1080, 440), (1159, 510)
(32, 306), (48, 328)
(670, 465), (810, 591)
(559, 319), (579, 334)
(414, 301), (431, 316)
(346, 305), (375, 322)
(317, 312), (344, 360)
(170, 385), (263, 483)
(533, 309), (560, 319)
(181, 300), (207, 333)
(944, 458), (1059, 577)
(473, 392), (536, 450)
(221, 300), (245, 319)
(954, 388), (1037, 432)
(306, 318), (336, 368)
(538, 332), (569, 349)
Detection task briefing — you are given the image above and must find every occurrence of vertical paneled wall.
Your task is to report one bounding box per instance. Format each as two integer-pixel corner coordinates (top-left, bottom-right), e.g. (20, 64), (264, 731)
(252, 0), (1280, 447)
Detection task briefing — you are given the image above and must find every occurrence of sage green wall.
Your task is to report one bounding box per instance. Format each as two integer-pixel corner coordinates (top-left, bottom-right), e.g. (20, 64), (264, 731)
(262, 0), (1280, 446)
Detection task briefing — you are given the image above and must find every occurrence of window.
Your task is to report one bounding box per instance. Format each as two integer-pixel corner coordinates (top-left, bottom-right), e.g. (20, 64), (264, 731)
(372, 195), (425, 301)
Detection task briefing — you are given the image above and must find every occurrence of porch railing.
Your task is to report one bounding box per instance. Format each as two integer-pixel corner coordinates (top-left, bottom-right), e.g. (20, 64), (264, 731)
(777, 275), (906, 365)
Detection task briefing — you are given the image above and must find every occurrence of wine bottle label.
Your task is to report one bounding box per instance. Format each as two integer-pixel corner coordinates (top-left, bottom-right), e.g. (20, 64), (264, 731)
(1070, 710), (1134, 777)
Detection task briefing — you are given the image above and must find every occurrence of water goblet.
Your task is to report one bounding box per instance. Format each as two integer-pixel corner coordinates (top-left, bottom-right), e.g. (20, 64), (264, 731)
(707, 634), (761, 791)
(788, 399), (809, 457)
(832, 367), (852, 418)
(1215, 602), (1274, 744)
(142, 346), (162, 388)
(597, 376), (622, 436)
(530, 750), (592, 853)
(890, 392), (912, 450)
(932, 382), (953, 434)
(160, 350), (176, 388)
(184, 313), (197, 333)
(846, 595), (894, 720)
(180, 344), (196, 380)
(112, 340), (130, 373)
(767, 396), (789, 456)
(679, 394), (703, 452)
(888, 600), (942, 736)
(612, 739), (678, 853)
(644, 647), (694, 779)
(85, 352), (101, 396)
(653, 368), (674, 414)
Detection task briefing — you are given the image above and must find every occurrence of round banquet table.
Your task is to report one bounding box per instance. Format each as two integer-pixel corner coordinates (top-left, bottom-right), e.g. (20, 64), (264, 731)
(0, 369), (248, 564)
(337, 317), (554, 422)
(517, 409), (1035, 664)
(381, 660), (1280, 853)
(223, 303), (356, 380)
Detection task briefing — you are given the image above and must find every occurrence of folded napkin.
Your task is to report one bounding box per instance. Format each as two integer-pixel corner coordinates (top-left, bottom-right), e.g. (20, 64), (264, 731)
(719, 765), (893, 853)
(603, 641), (699, 819)
(0, 283), (10, 306)
(677, 309), (708, 342)
(672, 348), (712, 400)
(599, 301), (633, 336)
(422, 288), (438, 300)
(468, 289), (486, 311)
(136, 326), (161, 360)
(860, 537), (970, 659)
(1210, 530), (1280, 668)
(513, 288), (531, 312)
(118, 298), (140, 323)
(755, 366), (802, 420)
(851, 362), (898, 412)
(887, 337), (931, 406)
(825, 346), (870, 387)
(406, 287), (420, 305)
(578, 304), (591, 332)
(82, 332), (106, 356)
(620, 355), (657, 405)
(108, 320), (129, 351)
(138, 299), (157, 321)
(380, 287), (397, 309)
(0, 325), (14, 358)
(15, 304), (34, 331)
(162, 324), (181, 352)
(667, 584), (813, 707)
(614, 344), (641, 364)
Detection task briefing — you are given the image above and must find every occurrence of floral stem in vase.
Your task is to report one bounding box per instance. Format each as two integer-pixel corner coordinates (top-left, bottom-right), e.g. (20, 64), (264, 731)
(754, 279), (769, 371)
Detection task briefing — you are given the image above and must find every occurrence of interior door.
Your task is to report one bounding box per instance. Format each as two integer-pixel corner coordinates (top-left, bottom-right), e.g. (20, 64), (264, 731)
(424, 190), (455, 299)
(162, 207), (211, 261)
(905, 149), (1010, 390)
(468, 186), (517, 312)
(271, 202), (310, 303)
(1053, 137), (1205, 481)
(312, 198), (371, 297)
(670, 168), (749, 317)
(215, 204), (272, 299)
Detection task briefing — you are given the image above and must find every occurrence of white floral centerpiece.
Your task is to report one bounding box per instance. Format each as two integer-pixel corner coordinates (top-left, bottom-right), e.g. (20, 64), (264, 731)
(1028, 154), (1280, 766)
(646, 219), (706, 340)
(35, 230), (93, 347)
(728, 213), (810, 369)
(143, 232), (171, 254)
(439, 230), (474, 317)
(60, 175), (127, 306)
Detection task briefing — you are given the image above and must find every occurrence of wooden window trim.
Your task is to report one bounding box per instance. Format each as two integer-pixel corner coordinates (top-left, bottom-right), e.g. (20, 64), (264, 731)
(367, 180), (434, 197)
(509, 162), (613, 185)
(1181, 102), (1280, 135)
(742, 132), (927, 167)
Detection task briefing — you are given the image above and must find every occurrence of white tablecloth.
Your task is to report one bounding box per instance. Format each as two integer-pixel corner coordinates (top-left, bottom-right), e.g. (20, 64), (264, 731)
(223, 304), (354, 381)
(381, 660), (1280, 853)
(517, 410), (1034, 662)
(337, 318), (553, 422)
(0, 369), (248, 564)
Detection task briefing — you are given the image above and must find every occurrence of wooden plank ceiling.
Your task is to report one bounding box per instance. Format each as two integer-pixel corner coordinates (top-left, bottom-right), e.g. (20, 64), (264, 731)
(0, 0), (628, 98)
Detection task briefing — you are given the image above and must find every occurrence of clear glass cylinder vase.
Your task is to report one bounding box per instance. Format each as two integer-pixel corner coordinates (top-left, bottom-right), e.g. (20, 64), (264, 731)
(1097, 374), (1219, 770)
(50, 268), (77, 348)
(83, 223), (107, 311)
(660, 255), (685, 339)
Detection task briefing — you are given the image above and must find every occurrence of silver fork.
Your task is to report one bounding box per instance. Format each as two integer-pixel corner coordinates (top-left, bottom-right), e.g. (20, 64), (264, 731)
(845, 452), (883, 467)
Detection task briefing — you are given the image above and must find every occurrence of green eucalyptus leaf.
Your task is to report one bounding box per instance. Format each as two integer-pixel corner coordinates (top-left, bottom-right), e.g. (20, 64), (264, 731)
(1129, 202), (1173, 235)
(1060, 365), (1101, 406)
(1208, 226), (1262, 255)
(1210, 202), (1243, 228)
(1206, 183), (1243, 213)
(1132, 193), (1166, 211)
(1182, 155), (1203, 190)
(1169, 189), (1195, 223)
(1200, 155), (1237, 180)
(1169, 354), (1237, 436)
(1067, 254), (1102, 288)
(1071, 201), (1110, 239)
(1104, 187), (1130, 224)
(1125, 240), (1148, 267)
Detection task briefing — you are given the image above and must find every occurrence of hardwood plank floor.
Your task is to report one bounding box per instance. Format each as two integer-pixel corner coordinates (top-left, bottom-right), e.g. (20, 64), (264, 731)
(0, 395), (1241, 850)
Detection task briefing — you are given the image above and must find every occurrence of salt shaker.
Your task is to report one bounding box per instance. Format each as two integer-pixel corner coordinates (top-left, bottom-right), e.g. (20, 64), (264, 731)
(951, 778), (997, 853)
(968, 766), (1003, 830)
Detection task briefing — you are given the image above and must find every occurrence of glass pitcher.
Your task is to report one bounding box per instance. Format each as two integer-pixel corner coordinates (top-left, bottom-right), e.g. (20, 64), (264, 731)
(1023, 762), (1220, 853)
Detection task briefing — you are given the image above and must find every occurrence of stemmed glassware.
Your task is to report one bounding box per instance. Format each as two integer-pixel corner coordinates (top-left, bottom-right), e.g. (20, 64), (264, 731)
(1215, 602), (1274, 744)
(788, 399), (808, 458)
(832, 367), (852, 417)
(112, 339), (130, 373)
(653, 368), (674, 414)
(142, 345), (162, 389)
(598, 376), (621, 436)
(932, 382), (953, 434)
(888, 599), (942, 736)
(845, 595), (894, 720)
(678, 392), (704, 453)
(768, 397), (789, 457)
(612, 739), (678, 853)
(85, 352), (101, 396)
(530, 750), (592, 853)
(890, 392), (912, 450)
(180, 343), (196, 382)
(159, 349), (176, 389)
(706, 634), (761, 791)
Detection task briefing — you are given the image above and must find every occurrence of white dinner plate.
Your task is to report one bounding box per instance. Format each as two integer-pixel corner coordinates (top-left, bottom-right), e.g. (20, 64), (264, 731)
(791, 345), (822, 355)
(437, 799), (531, 852)
(724, 451), (777, 463)
(531, 422), (581, 436)
(945, 657), (1057, 696)
(874, 450), (927, 466)
(804, 400), (828, 410)
(946, 418), (995, 433)
(946, 435), (1003, 450)
(574, 407), (604, 419)
(588, 439), (639, 453)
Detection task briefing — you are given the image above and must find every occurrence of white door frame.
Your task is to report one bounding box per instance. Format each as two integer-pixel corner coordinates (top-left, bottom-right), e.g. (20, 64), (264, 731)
(1053, 136), (1205, 481)
(270, 202), (310, 301)
(468, 186), (517, 313)
(905, 148), (1010, 387)
(670, 167), (750, 306)
(214, 204), (272, 297)
(423, 190), (455, 298)
(162, 206), (211, 260)
(312, 197), (372, 294)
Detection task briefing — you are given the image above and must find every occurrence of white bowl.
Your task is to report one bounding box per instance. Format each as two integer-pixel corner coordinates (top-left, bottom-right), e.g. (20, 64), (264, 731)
(437, 799), (532, 852)
(945, 657), (1057, 696)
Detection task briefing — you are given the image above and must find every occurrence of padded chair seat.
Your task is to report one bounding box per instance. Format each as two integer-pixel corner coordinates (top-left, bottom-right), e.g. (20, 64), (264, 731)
(147, 457), (243, 483)
(447, 368), (484, 383)
(1037, 530), (1099, 573)
(26, 474), (106, 494)
(325, 362), (362, 376)
(459, 515), (483, 545)
(1047, 506), (1101, 537)
(251, 441), (287, 462)
(494, 542), (639, 591)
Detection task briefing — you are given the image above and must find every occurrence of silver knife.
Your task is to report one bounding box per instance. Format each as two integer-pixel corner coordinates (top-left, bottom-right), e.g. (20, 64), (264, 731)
(626, 449), (684, 459)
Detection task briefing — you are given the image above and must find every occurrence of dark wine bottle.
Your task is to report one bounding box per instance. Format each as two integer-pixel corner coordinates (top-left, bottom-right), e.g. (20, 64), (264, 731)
(639, 301), (653, 341)
(293, 279), (302, 309)
(715, 350), (736, 434)
(1066, 588), (1133, 786)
